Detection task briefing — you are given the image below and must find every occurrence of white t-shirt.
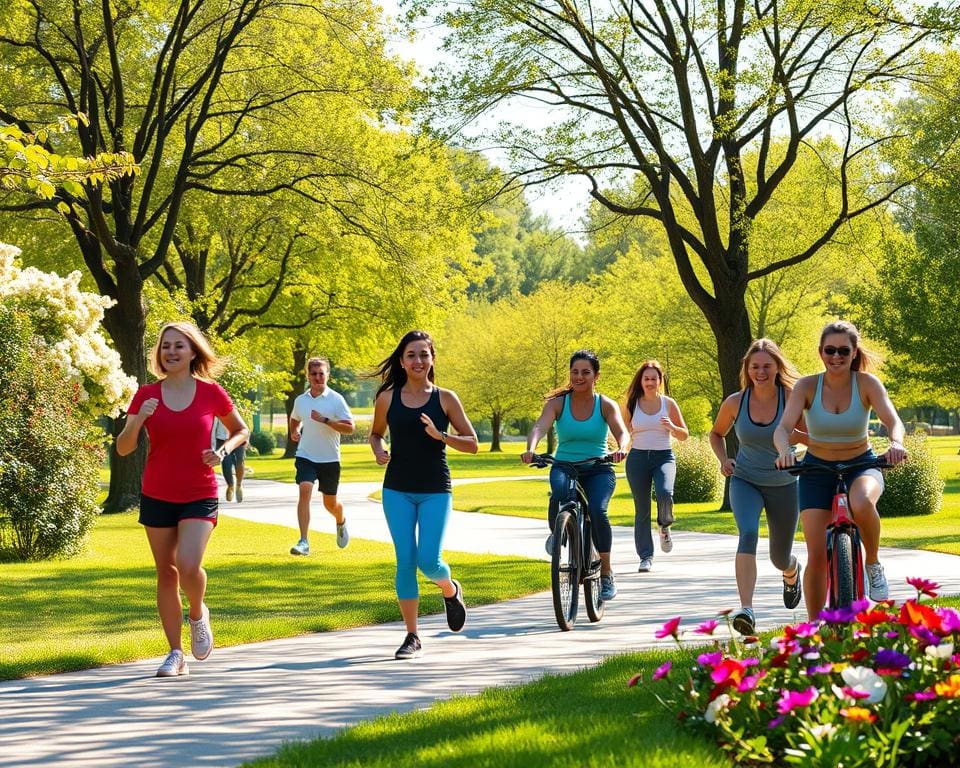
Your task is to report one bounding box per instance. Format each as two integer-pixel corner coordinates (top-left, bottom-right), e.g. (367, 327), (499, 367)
(291, 388), (353, 463)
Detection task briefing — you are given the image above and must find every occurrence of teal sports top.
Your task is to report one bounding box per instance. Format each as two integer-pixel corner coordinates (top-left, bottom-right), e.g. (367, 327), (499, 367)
(805, 373), (870, 444)
(554, 394), (609, 461)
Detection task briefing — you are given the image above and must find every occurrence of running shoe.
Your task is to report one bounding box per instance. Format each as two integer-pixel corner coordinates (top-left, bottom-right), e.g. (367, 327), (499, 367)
(188, 603), (213, 661)
(225, 485), (234, 502)
(336, 520), (349, 549)
(235, 483), (243, 503)
(600, 574), (617, 601)
(395, 632), (422, 660)
(866, 562), (889, 601)
(290, 539), (310, 556)
(638, 557), (653, 573)
(659, 527), (673, 553)
(156, 649), (189, 678)
(444, 580), (466, 632)
(783, 560), (803, 609)
(731, 607), (756, 636)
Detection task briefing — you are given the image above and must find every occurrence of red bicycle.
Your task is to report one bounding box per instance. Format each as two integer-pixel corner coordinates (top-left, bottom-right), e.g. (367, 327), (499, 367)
(788, 457), (889, 608)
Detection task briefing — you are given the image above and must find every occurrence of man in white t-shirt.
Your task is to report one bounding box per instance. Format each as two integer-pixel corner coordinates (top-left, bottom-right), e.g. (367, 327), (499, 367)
(288, 357), (355, 556)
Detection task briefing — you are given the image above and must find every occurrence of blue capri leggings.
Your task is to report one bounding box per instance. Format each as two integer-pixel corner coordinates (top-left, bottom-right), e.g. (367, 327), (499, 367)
(382, 489), (452, 600)
(729, 476), (799, 572)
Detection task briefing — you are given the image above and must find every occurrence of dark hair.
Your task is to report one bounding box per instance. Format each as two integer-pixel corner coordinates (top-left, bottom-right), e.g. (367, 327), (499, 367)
(819, 320), (879, 373)
(545, 349), (600, 400)
(373, 330), (436, 397)
(625, 359), (664, 414)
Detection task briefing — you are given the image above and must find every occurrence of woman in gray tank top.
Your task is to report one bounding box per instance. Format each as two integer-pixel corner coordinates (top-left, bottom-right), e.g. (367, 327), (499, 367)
(709, 339), (806, 635)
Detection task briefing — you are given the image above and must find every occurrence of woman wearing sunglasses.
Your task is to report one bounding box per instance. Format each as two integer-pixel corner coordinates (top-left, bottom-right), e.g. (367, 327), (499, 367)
(773, 320), (907, 620)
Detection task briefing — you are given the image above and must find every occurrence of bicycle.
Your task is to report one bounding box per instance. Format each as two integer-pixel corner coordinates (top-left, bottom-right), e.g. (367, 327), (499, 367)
(529, 453), (613, 631)
(786, 457), (890, 609)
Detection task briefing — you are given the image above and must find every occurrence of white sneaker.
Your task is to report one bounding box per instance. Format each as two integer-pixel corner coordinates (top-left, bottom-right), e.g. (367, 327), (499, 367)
(156, 649), (189, 677)
(235, 483), (243, 503)
(866, 562), (889, 601)
(336, 520), (349, 549)
(290, 539), (310, 556)
(659, 527), (674, 553)
(638, 557), (653, 573)
(225, 485), (234, 502)
(188, 604), (214, 661)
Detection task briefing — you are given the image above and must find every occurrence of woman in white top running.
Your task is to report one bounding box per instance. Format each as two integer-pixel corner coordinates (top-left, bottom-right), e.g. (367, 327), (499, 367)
(621, 360), (688, 572)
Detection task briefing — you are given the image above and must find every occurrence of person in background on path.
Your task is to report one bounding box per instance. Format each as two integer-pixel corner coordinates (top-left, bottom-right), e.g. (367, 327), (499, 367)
(288, 357), (355, 556)
(213, 417), (247, 502)
(521, 350), (629, 603)
(117, 321), (248, 678)
(369, 330), (477, 660)
(709, 339), (806, 635)
(774, 320), (907, 620)
(621, 359), (688, 572)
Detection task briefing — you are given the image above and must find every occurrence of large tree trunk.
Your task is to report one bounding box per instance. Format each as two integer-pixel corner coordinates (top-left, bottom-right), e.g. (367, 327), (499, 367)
(283, 346), (308, 459)
(101, 271), (148, 513)
(489, 411), (502, 452)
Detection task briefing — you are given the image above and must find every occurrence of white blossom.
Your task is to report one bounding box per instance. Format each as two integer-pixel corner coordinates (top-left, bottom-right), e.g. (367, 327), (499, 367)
(839, 666), (887, 704)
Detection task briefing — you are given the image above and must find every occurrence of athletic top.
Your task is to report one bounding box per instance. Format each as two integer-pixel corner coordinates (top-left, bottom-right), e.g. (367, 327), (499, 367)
(384, 386), (451, 493)
(291, 387), (353, 463)
(554, 394), (609, 462)
(128, 380), (234, 503)
(733, 386), (795, 487)
(630, 396), (671, 450)
(805, 374), (870, 447)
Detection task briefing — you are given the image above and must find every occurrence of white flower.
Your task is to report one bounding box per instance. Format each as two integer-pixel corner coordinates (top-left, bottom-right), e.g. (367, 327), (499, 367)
(840, 666), (887, 704)
(925, 642), (955, 660)
(806, 722), (838, 740)
(704, 693), (732, 724)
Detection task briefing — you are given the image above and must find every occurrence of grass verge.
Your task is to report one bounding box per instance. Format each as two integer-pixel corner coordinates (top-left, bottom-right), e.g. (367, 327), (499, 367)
(0, 513), (548, 680)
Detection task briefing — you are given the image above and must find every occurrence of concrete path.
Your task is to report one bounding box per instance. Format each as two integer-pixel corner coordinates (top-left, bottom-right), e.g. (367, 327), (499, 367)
(3, 478), (959, 768)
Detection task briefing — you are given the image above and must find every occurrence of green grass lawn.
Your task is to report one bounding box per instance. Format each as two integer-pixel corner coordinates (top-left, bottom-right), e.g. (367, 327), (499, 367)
(452, 436), (960, 555)
(245, 441), (534, 483)
(246, 649), (731, 768)
(0, 513), (549, 680)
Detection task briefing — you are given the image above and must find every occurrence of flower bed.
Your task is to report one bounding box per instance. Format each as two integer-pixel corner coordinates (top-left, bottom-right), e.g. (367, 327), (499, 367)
(634, 579), (960, 766)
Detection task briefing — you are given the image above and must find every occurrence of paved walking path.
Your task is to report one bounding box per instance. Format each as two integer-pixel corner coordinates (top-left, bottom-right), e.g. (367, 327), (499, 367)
(3, 477), (959, 767)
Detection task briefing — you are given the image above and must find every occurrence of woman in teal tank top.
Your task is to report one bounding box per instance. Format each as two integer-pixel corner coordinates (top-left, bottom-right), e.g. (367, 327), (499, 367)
(774, 321), (908, 621)
(521, 350), (629, 602)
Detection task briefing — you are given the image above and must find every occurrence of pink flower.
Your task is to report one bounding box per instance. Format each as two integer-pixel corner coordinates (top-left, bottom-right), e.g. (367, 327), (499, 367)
(777, 686), (819, 715)
(694, 619), (719, 635)
(738, 672), (765, 692)
(627, 672), (643, 688)
(939, 608), (960, 633)
(653, 661), (672, 680)
(697, 651), (723, 667)
(906, 690), (938, 702)
(655, 616), (682, 639)
(906, 576), (940, 598)
(711, 658), (749, 686)
(807, 663), (833, 675)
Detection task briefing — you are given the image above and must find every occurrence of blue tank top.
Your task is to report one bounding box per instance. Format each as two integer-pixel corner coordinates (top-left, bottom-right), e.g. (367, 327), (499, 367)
(733, 386), (795, 487)
(554, 394), (609, 462)
(805, 373), (870, 444)
(384, 387), (451, 493)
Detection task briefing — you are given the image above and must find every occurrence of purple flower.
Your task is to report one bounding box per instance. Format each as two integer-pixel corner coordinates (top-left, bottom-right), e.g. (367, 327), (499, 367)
(653, 661), (672, 680)
(807, 663), (833, 675)
(777, 686), (819, 715)
(939, 608), (960, 633)
(875, 648), (911, 669)
(819, 606), (857, 624)
(768, 715), (785, 729)
(697, 651), (723, 667)
(909, 626), (940, 648)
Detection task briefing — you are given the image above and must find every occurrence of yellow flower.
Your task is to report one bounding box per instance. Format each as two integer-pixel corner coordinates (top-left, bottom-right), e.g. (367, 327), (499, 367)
(933, 675), (960, 699)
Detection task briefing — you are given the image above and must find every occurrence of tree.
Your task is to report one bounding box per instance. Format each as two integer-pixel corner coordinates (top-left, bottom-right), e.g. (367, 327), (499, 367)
(417, 0), (957, 399)
(0, 0), (420, 510)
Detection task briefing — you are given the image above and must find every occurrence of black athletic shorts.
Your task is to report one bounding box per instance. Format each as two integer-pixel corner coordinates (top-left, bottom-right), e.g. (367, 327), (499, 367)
(139, 495), (219, 528)
(294, 457), (341, 495)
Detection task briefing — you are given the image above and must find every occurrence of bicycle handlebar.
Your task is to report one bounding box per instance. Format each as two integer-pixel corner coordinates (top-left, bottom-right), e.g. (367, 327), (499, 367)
(783, 457), (892, 477)
(528, 454), (616, 470)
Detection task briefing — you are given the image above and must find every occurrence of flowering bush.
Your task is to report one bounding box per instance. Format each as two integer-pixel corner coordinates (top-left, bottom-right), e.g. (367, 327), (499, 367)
(0, 242), (136, 417)
(634, 579), (960, 766)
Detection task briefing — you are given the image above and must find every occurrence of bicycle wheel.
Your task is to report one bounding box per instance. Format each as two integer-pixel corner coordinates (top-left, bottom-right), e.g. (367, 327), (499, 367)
(829, 526), (861, 608)
(551, 505), (581, 631)
(583, 524), (605, 623)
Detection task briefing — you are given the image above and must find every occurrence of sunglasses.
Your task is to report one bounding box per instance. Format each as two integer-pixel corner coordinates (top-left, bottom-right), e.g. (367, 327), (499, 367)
(822, 345), (853, 357)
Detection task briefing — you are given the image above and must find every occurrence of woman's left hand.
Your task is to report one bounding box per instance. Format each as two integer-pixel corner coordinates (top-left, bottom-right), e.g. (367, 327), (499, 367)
(420, 413), (442, 441)
(608, 449), (627, 463)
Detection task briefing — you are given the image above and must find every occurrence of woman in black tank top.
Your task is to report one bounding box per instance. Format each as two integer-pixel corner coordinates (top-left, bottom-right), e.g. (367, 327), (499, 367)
(369, 331), (478, 660)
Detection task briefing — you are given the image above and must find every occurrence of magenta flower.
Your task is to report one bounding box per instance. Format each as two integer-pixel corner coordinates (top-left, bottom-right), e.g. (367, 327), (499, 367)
(653, 661), (672, 680)
(792, 623), (820, 639)
(655, 616), (682, 639)
(906, 576), (940, 598)
(738, 672), (764, 692)
(939, 608), (960, 633)
(842, 686), (872, 700)
(697, 650), (723, 667)
(777, 686), (818, 715)
(807, 663), (833, 675)
(694, 619), (719, 635)
(909, 626), (940, 648)
(906, 690), (938, 702)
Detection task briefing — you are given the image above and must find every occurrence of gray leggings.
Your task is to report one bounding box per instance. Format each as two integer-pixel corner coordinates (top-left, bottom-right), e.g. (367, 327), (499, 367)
(729, 476), (799, 571)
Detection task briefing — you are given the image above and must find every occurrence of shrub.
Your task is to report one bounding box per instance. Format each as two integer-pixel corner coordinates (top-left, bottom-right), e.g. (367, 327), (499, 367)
(672, 436), (723, 503)
(249, 430), (276, 456)
(876, 434), (944, 518)
(0, 307), (102, 560)
(341, 420), (371, 445)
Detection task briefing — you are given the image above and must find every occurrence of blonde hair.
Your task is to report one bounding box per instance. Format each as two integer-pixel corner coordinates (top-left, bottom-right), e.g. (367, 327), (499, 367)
(819, 320), (879, 373)
(150, 321), (223, 380)
(625, 359), (665, 414)
(739, 338), (800, 390)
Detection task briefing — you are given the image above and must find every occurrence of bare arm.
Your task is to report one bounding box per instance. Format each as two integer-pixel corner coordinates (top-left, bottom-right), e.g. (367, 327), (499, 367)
(116, 398), (158, 456)
(774, 378), (813, 468)
(202, 409), (250, 467)
(426, 389), (478, 454)
(601, 395), (630, 460)
(521, 398), (561, 463)
(369, 390), (391, 465)
(662, 397), (689, 441)
(861, 374), (907, 465)
(709, 393), (740, 477)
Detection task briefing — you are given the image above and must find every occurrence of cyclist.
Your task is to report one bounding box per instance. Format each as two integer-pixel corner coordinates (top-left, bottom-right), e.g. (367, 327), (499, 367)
(521, 350), (629, 602)
(774, 320), (907, 620)
(369, 330), (477, 660)
(709, 339), (806, 634)
(622, 359), (688, 572)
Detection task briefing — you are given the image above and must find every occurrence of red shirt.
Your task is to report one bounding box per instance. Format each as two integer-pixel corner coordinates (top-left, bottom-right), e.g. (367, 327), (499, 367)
(128, 380), (234, 503)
